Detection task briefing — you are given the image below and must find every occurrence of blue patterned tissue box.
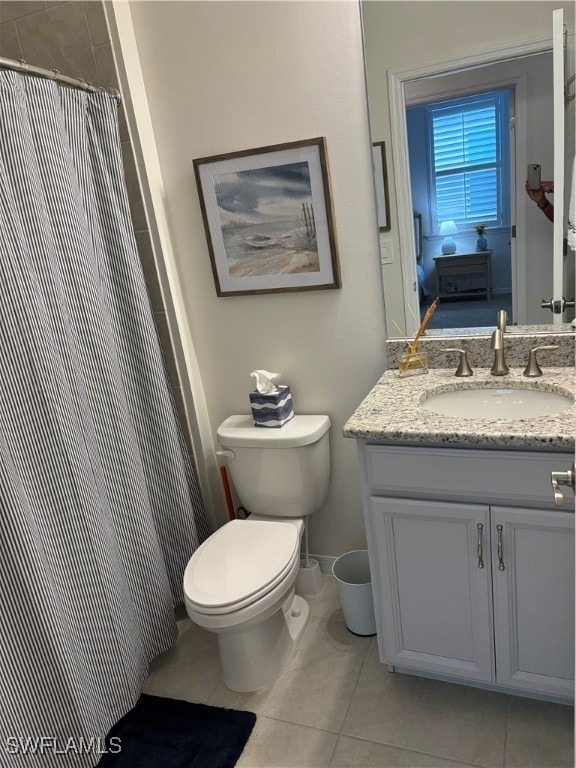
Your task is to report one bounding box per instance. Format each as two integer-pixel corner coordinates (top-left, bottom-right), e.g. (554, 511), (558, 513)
(249, 385), (294, 428)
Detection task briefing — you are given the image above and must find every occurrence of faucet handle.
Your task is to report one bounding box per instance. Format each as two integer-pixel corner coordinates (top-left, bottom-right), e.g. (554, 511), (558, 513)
(523, 345), (559, 378)
(497, 310), (507, 333)
(442, 348), (474, 377)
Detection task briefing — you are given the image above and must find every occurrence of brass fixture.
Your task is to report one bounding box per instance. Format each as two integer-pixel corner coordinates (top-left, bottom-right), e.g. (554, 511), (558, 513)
(523, 345), (560, 377)
(442, 348), (473, 377)
(490, 330), (509, 376)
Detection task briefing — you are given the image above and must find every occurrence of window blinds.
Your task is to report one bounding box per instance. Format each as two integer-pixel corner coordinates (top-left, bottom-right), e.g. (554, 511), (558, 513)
(430, 93), (504, 228)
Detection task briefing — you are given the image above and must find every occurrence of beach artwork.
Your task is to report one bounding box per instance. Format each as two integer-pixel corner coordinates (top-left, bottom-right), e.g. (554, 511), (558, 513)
(215, 162), (320, 278)
(194, 138), (340, 296)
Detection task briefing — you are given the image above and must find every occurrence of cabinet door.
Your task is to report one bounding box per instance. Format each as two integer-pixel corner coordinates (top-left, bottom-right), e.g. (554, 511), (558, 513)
(492, 506), (575, 699)
(368, 497), (494, 682)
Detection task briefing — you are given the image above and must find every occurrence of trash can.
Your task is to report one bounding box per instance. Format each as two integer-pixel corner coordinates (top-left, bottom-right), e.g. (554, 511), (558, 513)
(332, 550), (376, 636)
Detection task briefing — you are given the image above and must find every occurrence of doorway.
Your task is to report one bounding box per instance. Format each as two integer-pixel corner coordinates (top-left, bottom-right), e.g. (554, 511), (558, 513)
(406, 86), (514, 329)
(387, 43), (555, 336)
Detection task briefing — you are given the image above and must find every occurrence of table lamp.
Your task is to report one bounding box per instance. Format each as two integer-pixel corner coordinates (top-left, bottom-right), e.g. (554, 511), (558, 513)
(439, 220), (458, 254)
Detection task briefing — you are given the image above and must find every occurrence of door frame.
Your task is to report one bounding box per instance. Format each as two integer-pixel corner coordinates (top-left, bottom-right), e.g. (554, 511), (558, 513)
(552, 9), (566, 323)
(388, 36), (554, 333)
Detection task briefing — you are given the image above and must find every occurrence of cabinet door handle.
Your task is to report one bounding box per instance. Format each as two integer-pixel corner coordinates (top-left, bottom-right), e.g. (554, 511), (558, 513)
(496, 524), (505, 570)
(551, 464), (575, 507)
(476, 523), (485, 569)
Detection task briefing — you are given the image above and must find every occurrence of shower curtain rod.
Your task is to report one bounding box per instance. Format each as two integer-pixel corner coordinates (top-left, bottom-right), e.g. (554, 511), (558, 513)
(0, 55), (121, 102)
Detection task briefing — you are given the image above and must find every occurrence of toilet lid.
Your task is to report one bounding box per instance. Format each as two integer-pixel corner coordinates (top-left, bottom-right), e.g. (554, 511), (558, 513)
(184, 519), (299, 612)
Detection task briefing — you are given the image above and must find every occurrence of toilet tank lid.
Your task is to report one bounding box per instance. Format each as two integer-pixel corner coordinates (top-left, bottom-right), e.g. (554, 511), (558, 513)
(217, 414), (330, 448)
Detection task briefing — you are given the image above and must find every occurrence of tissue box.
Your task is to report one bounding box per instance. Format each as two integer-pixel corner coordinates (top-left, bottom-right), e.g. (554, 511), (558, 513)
(249, 385), (294, 428)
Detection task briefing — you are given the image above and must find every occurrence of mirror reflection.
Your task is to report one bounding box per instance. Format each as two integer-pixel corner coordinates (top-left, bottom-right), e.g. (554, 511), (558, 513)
(361, 1), (575, 338)
(405, 60), (539, 330)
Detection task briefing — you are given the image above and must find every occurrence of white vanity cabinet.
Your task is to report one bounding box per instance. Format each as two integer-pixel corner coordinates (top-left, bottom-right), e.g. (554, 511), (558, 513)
(491, 505), (575, 698)
(369, 496), (495, 682)
(360, 444), (575, 702)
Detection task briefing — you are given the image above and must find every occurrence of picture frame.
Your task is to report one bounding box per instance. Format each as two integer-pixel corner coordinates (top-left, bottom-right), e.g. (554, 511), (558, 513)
(372, 141), (391, 232)
(193, 137), (341, 296)
(413, 212), (423, 259)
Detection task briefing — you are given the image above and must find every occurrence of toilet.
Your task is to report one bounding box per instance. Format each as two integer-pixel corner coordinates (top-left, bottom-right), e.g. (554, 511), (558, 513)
(183, 414), (331, 692)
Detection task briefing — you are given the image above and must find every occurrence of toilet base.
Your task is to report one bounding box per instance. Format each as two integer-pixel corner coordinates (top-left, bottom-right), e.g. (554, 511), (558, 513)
(218, 590), (310, 692)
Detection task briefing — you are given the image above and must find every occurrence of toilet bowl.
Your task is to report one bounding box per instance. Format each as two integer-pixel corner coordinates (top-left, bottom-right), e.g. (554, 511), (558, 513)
(183, 414), (331, 692)
(184, 518), (309, 691)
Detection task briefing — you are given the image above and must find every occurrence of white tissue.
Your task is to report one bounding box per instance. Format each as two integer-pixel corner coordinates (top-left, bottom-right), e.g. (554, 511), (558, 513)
(250, 370), (280, 394)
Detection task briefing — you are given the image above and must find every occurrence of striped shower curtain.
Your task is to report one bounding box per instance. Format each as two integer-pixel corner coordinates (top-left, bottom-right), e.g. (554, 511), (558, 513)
(0, 71), (209, 766)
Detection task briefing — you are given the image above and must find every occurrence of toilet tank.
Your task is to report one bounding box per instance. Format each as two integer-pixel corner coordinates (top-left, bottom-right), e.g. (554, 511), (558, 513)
(217, 415), (331, 518)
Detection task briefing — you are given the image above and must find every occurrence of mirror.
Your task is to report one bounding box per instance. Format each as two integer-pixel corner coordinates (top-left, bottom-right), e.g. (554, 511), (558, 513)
(361, 1), (575, 338)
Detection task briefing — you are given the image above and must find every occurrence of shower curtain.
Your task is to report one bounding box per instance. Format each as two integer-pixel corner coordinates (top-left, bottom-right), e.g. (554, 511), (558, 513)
(0, 71), (209, 766)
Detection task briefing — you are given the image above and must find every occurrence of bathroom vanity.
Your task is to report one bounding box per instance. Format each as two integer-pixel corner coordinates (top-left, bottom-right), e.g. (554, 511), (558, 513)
(344, 354), (575, 704)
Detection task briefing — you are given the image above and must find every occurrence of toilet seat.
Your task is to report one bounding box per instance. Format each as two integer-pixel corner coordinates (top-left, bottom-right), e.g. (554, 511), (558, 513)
(184, 519), (300, 615)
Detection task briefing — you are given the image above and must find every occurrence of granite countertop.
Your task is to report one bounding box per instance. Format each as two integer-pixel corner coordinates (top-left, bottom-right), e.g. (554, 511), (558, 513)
(424, 323), (574, 338)
(343, 367), (576, 451)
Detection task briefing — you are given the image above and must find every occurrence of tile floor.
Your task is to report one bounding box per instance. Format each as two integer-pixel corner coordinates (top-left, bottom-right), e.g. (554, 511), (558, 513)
(144, 576), (574, 768)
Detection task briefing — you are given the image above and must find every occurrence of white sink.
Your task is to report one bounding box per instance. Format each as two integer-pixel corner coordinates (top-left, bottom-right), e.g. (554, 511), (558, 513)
(421, 385), (574, 420)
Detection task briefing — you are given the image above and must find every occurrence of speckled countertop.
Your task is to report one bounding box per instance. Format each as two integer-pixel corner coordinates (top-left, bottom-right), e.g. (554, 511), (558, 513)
(343, 367), (575, 451)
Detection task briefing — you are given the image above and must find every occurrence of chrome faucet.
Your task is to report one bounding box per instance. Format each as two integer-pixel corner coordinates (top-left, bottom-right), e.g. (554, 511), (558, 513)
(490, 329), (509, 376)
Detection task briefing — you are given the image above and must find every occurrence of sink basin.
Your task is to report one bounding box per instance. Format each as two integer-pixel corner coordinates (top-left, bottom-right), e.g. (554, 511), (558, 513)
(421, 385), (574, 420)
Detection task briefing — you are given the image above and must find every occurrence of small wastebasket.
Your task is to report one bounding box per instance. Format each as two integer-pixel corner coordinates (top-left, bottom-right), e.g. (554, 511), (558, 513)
(332, 550), (376, 636)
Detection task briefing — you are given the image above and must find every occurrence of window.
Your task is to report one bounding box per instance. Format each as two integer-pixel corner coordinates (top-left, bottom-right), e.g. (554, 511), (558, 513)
(427, 90), (509, 232)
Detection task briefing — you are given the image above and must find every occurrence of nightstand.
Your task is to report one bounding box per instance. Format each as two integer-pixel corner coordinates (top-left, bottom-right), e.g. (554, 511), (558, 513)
(433, 250), (492, 300)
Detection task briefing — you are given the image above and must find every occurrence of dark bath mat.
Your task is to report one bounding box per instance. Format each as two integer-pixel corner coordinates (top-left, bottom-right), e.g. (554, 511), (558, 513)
(98, 694), (256, 768)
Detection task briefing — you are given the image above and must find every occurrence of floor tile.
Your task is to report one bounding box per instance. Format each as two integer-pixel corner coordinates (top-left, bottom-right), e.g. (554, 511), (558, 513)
(330, 735), (472, 767)
(207, 670), (279, 716)
(505, 696), (574, 768)
(237, 716), (338, 768)
(143, 619), (220, 704)
(256, 647), (365, 732)
(261, 590), (369, 730)
(342, 641), (507, 767)
(294, 607), (372, 665)
(208, 609), (367, 732)
(142, 576), (570, 768)
(206, 577), (368, 731)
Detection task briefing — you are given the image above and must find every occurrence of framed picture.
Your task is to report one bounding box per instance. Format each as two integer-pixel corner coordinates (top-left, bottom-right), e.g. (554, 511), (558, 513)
(372, 141), (391, 232)
(193, 137), (341, 296)
(413, 212), (423, 259)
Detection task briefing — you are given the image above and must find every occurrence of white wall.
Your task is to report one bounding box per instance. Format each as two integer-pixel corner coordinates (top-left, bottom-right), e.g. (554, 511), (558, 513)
(363, 1), (575, 332)
(118, 0), (387, 558)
